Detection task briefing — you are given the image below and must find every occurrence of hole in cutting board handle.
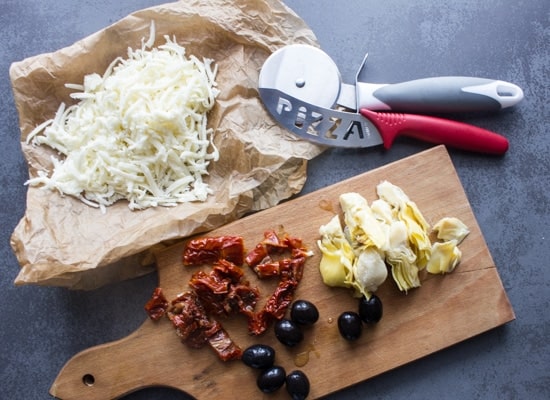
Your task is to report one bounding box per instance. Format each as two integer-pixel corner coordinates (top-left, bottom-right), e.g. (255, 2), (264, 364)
(82, 373), (95, 386)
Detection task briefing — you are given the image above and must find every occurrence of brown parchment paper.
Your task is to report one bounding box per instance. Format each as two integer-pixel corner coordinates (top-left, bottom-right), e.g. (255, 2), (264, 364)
(9, 0), (323, 290)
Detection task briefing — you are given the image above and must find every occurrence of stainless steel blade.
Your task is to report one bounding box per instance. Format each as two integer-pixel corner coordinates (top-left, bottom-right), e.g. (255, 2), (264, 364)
(258, 44), (342, 109)
(259, 88), (383, 148)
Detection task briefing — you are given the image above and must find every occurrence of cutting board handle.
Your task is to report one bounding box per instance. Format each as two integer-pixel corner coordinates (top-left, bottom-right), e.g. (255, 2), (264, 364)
(49, 319), (192, 399)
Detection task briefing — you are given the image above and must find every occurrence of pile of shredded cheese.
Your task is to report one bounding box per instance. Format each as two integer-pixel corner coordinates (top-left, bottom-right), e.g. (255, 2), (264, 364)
(26, 22), (220, 213)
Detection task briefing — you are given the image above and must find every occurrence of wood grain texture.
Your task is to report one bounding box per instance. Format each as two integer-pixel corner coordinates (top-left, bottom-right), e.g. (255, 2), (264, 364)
(50, 146), (515, 399)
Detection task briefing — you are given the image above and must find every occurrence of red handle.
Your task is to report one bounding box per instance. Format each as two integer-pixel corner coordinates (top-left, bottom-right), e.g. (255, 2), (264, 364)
(360, 109), (509, 155)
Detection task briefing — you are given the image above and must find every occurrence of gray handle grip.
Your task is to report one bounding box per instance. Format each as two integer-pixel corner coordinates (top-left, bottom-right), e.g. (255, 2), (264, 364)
(357, 77), (524, 113)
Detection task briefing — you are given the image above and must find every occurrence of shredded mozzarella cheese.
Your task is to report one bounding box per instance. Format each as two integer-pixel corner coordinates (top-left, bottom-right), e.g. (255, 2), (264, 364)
(26, 22), (220, 213)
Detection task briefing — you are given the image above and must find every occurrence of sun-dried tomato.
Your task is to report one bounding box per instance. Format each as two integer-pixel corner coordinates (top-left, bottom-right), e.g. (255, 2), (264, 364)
(283, 235), (305, 251)
(253, 261), (282, 278)
(144, 287), (169, 321)
(227, 284), (259, 317)
(149, 229), (310, 360)
(167, 292), (206, 341)
(244, 243), (269, 267)
(264, 279), (299, 318)
(244, 230), (298, 268)
(253, 256), (307, 279)
(183, 236), (245, 266)
(191, 270), (230, 295)
(248, 279), (299, 335)
(166, 291), (243, 360)
(244, 229), (310, 335)
(189, 259), (259, 317)
(262, 229), (287, 252)
(248, 231), (309, 280)
(247, 309), (270, 337)
(207, 326), (243, 361)
(212, 258), (245, 283)
(287, 253), (307, 281)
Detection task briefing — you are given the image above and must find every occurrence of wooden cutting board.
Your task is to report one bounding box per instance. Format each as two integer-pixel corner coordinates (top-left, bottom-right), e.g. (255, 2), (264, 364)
(50, 146), (515, 399)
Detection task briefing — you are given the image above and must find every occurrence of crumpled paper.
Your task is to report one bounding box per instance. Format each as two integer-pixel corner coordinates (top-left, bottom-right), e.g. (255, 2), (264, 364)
(9, 0), (323, 289)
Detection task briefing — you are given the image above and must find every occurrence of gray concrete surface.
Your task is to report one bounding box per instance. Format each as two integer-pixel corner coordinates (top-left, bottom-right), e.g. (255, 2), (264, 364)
(1, 1), (548, 399)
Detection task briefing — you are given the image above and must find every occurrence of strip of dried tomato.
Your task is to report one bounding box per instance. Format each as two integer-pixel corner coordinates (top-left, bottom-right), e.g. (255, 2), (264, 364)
(227, 284), (260, 316)
(212, 259), (245, 283)
(263, 279), (299, 320)
(262, 229), (286, 251)
(144, 287), (169, 321)
(253, 253), (308, 280)
(283, 235), (305, 251)
(244, 243), (269, 267)
(183, 236), (245, 266)
(167, 291), (243, 360)
(207, 326), (243, 361)
(167, 292), (207, 342)
(189, 260), (259, 317)
(248, 309), (271, 336)
(253, 261), (281, 278)
(248, 279), (299, 335)
(286, 254), (307, 281)
(190, 270), (230, 295)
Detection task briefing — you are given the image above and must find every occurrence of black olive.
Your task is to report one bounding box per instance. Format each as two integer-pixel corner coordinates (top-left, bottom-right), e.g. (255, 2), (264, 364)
(257, 365), (286, 393)
(274, 318), (304, 347)
(290, 300), (319, 325)
(338, 311), (362, 341)
(286, 370), (310, 400)
(358, 294), (383, 324)
(242, 344), (275, 369)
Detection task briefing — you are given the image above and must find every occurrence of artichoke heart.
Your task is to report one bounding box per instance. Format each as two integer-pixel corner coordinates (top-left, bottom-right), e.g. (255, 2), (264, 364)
(318, 181), (469, 296)
(351, 247), (388, 298)
(433, 217), (470, 244)
(371, 198), (395, 225)
(340, 193), (388, 250)
(317, 215), (355, 288)
(426, 240), (462, 274)
(377, 181), (431, 269)
(386, 220), (419, 292)
(401, 203), (431, 268)
(318, 193), (391, 298)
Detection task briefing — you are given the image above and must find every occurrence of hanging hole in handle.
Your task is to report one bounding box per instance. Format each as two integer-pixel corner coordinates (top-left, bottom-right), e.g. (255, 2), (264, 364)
(497, 84), (521, 98)
(82, 373), (95, 387)
(496, 83), (524, 108)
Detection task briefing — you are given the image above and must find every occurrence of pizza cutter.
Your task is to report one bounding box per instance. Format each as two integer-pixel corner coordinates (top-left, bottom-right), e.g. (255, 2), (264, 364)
(258, 44), (516, 154)
(259, 44), (524, 113)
